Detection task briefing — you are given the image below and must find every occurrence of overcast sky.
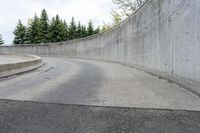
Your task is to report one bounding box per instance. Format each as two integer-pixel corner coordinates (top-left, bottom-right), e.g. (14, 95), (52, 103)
(0, 0), (117, 45)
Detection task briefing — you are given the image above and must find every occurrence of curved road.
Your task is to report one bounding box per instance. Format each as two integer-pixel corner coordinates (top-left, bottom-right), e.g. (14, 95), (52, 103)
(0, 57), (199, 111)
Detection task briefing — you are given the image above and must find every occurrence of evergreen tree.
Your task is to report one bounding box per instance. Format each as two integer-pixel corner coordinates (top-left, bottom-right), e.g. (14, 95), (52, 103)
(0, 34), (4, 45)
(49, 17), (57, 42)
(24, 19), (32, 44)
(77, 21), (82, 38)
(87, 20), (94, 36)
(81, 26), (87, 38)
(94, 26), (100, 34)
(13, 9), (101, 44)
(62, 20), (69, 41)
(28, 14), (40, 44)
(59, 19), (68, 41)
(68, 17), (77, 40)
(24, 26), (31, 44)
(13, 20), (26, 44)
(38, 9), (49, 43)
(49, 15), (64, 42)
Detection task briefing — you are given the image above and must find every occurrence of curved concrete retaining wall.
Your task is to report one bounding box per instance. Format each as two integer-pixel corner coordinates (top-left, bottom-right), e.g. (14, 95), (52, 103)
(0, 54), (43, 78)
(0, 0), (200, 91)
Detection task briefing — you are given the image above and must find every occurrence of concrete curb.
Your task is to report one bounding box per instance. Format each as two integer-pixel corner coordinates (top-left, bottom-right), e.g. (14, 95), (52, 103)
(0, 54), (43, 78)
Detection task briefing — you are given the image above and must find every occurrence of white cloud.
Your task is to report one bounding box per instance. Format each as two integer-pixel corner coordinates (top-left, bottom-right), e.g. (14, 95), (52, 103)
(0, 0), (117, 44)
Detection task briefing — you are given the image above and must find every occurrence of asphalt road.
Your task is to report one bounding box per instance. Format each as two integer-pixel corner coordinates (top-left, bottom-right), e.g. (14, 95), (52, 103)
(0, 57), (200, 110)
(0, 57), (200, 132)
(0, 99), (199, 133)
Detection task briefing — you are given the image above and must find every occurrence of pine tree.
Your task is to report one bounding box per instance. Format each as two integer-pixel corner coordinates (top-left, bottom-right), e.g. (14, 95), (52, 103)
(81, 26), (87, 38)
(59, 19), (69, 41)
(24, 19), (32, 44)
(62, 20), (69, 41)
(94, 26), (100, 34)
(77, 21), (82, 38)
(49, 17), (56, 42)
(49, 15), (64, 42)
(38, 9), (49, 43)
(68, 17), (77, 40)
(24, 27), (31, 44)
(13, 9), (101, 44)
(28, 14), (40, 44)
(13, 20), (26, 44)
(87, 20), (94, 36)
(0, 34), (4, 45)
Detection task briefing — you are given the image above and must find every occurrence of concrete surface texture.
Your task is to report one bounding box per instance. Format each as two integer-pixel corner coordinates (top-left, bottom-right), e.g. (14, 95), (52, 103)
(0, 0), (199, 88)
(0, 54), (43, 78)
(0, 57), (199, 111)
(0, 56), (26, 65)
